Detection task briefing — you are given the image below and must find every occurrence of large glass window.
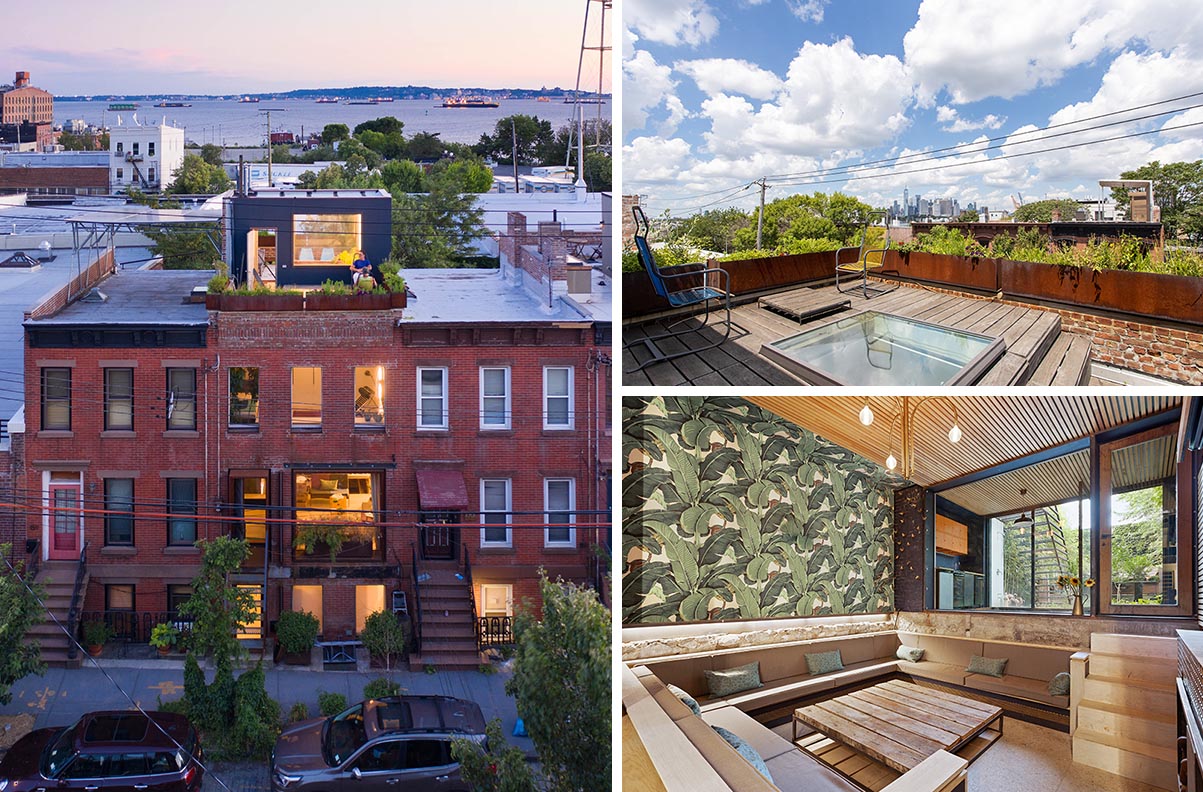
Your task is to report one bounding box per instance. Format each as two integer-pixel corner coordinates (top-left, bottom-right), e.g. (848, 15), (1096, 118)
(104, 368), (133, 431)
(480, 367), (510, 429)
(293, 585), (324, 632)
(104, 478), (134, 546)
(480, 479), (511, 547)
(293, 214), (361, 266)
(417, 368), (448, 429)
(294, 472), (381, 562)
(543, 366), (573, 429)
(292, 367), (322, 428)
(544, 478), (575, 547)
(354, 366), (385, 426)
(229, 367), (259, 427)
(41, 367), (71, 430)
(166, 479), (197, 546)
(355, 585), (385, 633)
(166, 369), (196, 430)
(987, 499), (1091, 612)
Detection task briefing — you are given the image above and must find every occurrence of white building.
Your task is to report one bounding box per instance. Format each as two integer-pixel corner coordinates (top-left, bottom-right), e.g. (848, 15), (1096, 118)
(108, 119), (185, 192)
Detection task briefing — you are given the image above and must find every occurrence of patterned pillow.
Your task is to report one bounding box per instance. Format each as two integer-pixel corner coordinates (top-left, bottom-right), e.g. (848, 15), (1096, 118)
(712, 725), (773, 784)
(1048, 671), (1071, 696)
(667, 683), (702, 715)
(704, 661), (762, 698)
(805, 649), (845, 675)
(966, 655), (1008, 678)
(896, 645), (925, 662)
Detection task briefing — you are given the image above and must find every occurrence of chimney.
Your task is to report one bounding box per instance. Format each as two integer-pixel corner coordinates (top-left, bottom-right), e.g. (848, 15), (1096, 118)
(14, 71), (29, 88)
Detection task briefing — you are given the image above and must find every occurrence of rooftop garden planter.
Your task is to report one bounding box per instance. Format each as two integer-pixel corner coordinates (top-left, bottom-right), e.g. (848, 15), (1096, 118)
(304, 292), (393, 311)
(206, 292), (305, 311)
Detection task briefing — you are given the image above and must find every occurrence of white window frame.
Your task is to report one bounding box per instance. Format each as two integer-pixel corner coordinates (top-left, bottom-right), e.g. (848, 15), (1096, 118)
(479, 583), (513, 617)
(544, 478), (576, 547)
(543, 366), (574, 430)
(416, 367), (449, 430)
(479, 478), (512, 548)
(479, 366), (511, 430)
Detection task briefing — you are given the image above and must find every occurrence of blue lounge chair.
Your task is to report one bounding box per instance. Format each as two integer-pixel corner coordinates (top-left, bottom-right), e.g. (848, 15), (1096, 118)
(626, 205), (732, 371)
(835, 210), (897, 299)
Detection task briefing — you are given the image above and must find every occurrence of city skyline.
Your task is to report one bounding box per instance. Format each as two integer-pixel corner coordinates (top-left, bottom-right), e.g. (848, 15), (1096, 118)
(624, 0), (1203, 217)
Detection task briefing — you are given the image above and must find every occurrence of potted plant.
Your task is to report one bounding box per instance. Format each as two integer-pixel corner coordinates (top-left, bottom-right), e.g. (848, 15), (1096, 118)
(276, 610), (320, 665)
(82, 620), (115, 656)
(149, 623), (179, 656)
(211, 284), (305, 311)
(379, 258), (408, 308)
(306, 278), (391, 310)
(293, 522), (346, 574)
(360, 610), (407, 672)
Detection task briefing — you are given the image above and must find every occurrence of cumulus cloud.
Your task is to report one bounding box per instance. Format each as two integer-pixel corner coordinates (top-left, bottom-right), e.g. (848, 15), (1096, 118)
(623, 49), (677, 133)
(674, 58), (784, 100)
(625, 0), (719, 47)
(623, 136), (696, 185)
(936, 105), (1006, 132)
(787, 0), (829, 23)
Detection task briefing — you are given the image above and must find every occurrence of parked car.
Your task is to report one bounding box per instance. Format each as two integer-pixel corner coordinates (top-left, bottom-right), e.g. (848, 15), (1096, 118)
(271, 696), (487, 791)
(0, 710), (203, 791)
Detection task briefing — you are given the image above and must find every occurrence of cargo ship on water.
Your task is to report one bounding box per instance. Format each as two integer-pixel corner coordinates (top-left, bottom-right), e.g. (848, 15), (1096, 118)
(154, 101), (192, 107)
(238, 96), (260, 103)
(107, 102), (138, 111)
(441, 93), (499, 108)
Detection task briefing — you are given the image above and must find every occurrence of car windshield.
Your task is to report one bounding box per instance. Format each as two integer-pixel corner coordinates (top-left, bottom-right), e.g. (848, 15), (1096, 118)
(323, 704), (367, 766)
(43, 722), (79, 778)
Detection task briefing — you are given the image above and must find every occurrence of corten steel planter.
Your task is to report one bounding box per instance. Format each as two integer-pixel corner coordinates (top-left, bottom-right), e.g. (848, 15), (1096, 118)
(304, 292), (393, 311)
(885, 250), (1001, 292)
(206, 293), (305, 311)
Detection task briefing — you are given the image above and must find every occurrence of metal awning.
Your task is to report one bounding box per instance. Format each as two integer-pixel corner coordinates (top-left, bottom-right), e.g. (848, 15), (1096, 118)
(416, 469), (468, 509)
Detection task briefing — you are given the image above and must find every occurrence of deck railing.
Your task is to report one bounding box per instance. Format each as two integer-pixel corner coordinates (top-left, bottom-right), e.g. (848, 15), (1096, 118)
(64, 542), (88, 660)
(79, 611), (194, 644)
(410, 543), (423, 653)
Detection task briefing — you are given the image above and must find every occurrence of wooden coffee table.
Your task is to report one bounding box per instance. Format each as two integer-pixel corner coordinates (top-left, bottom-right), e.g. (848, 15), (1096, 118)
(793, 680), (1003, 776)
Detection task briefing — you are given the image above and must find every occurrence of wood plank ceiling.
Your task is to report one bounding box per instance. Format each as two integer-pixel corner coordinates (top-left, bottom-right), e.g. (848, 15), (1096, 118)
(747, 396), (1181, 491)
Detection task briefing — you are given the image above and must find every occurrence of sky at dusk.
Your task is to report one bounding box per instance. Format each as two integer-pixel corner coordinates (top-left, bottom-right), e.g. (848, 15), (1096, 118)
(624, 0), (1203, 216)
(2, 0), (611, 94)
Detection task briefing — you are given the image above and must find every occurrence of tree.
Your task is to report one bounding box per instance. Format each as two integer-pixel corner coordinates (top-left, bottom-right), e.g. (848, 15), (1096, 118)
(506, 575), (609, 792)
(1116, 160), (1203, 240)
(428, 158), (494, 193)
(451, 719), (536, 792)
(1012, 198), (1081, 223)
(956, 209), (980, 223)
(0, 546), (44, 705)
(321, 123), (350, 145)
(127, 189), (221, 269)
(405, 131), (447, 161)
(582, 151), (611, 192)
(353, 116), (404, 137)
(474, 115), (556, 165)
(199, 143), (223, 168)
(380, 159), (426, 195)
(391, 185), (488, 267)
(1109, 486), (1164, 602)
(179, 537), (257, 668)
(166, 153), (231, 194)
(731, 192), (874, 251)
(684, 207), (753, 254)
(58, 129), (106, 151)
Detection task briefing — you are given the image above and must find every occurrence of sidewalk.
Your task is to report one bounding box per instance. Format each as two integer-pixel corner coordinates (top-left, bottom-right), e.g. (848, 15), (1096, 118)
(0, 658), (533, 791)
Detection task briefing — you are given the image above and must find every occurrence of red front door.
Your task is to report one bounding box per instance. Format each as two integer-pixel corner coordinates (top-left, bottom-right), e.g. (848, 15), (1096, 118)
(48, 484), (81, 560)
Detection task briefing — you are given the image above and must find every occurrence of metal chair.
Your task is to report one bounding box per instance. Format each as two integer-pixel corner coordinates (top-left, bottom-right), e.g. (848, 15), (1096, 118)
(835, 210), (897, 299)
(625, 205), (732, 371)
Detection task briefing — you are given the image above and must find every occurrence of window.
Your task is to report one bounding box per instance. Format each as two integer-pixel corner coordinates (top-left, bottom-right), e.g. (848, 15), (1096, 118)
(355, 585), (385, 633)
(354, 366), (385, 426)
(104, 368), (133, 430)
(116, 141), (123, 154)
(480, 479), (511, 547)
(148, 167), (155, 183)
(167, 585), (191, 618)
(105, 584), (135, 612)
(166, 369), (196, 430)
(293, 585), (323, 632)
(291, 367), (322, 428)
(543, 366), (574, 429)
(544, 478), (575, 546)
(41, 367), (70, 430)
(103, 478), (134, 546)
(403, 740), (452, 769)
(116, 167), (123, 180)
(293, 213), (361, 266)
(148, 142), (155, 156)
(480, 584), (512, 617)
(294, 472), (381, 562)
(480, 367), (510, 429)
(166, 479), (197, 546)
(417, 368), (447, 429)
(132, 142), (139, 155)
(229, 367), (259, 427)
(236, 585), (262, 640)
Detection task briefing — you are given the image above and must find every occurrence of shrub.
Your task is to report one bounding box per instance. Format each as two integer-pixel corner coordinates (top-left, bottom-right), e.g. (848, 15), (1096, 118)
(363, 677), (401, 700)
(181, 657), (279, 761)
(288, 702), (310, 723)
(318, 691), (347, 716)
(359, 611), (407, 665)
(149, 623), (179, 650)
(82, 621), (114, 647)
(276, 610), (320, 655)
(318, 279), (352, 295)
(230, 663), (280, 759)
(451, 719), (536, 791)
(207, 262), (230, 294)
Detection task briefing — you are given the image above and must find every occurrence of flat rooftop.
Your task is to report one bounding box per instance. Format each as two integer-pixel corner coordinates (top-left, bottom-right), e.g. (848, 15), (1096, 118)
(28, 269), (210, 326)
(241, 188), (391, 199)
(400, 267), (609, 324)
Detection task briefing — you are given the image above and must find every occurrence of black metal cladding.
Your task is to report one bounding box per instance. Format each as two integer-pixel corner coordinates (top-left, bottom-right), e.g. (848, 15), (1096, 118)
(26, 324), (208, 348)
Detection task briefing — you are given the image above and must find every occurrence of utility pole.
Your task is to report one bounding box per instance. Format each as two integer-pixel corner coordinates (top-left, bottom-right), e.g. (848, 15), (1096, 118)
(512, 118), (520, 193)
(755, 178), (768, 250)
(261, 110), (273, 187)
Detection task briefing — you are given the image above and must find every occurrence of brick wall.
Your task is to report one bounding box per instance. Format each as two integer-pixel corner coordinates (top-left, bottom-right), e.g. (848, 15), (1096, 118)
(26, 249), (115, 320)
(499, 213), (603, 283)
(621, 195), (639, 251)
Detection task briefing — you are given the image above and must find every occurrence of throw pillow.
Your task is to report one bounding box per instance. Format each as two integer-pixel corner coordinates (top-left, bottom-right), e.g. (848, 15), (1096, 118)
(1048, 671), (1071, 696)
(712, 725), (773, 784)
(704, 661), (762, 698)
(805, 649), (845, 676)
(667, 683), (702, 715)
(896, 645), (925, 662)
(966, 655), (1008, 678)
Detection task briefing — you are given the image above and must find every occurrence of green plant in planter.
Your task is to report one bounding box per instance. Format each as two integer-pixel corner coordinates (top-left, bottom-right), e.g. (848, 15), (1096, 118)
(207, 262), (230, 294)
(277, 610), (320, 655)
(360, 610), (407, 674)
(318, 279), (352, 295)
(378, 258), (407, 293)
(82, 620), (115, 649)
(354, 277), (381, 293)
(293, 522), (346, 567)
(149, 623), (179, 651)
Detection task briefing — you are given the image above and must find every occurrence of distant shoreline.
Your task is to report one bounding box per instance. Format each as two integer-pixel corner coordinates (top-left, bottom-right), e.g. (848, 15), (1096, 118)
(55, 87), (612, 102)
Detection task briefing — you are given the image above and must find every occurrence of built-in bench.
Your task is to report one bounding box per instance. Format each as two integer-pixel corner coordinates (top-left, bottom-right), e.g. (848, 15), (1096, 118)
(623, 663), (968, 792)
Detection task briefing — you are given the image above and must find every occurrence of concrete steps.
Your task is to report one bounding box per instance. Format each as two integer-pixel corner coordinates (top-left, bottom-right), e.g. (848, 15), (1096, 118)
(410, 564), (480, 670)
(30, 562), (87, 669)
(1072, 731), (1177, 790)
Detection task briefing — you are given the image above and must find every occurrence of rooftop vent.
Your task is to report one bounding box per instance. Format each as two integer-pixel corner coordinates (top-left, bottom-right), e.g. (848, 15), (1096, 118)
(79, 289), (107, 303)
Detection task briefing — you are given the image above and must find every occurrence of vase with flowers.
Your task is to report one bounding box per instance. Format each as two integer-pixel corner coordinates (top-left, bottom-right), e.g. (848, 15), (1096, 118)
(1056, 575), (1095, 615)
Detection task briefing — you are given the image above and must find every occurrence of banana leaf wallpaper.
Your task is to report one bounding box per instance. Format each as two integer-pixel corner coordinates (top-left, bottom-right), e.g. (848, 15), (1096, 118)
(623, 396), (897, 625)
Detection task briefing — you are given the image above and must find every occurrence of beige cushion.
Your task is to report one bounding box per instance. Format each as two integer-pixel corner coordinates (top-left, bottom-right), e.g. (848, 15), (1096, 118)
(764, 748), (861, 792)
(704, 706), (795, 761)
(899, 660), (967, 686)
(678, 715), (780, 791)
(640, 674), (697, 722)
(644, 655), (713, 696)
(912, 635), (984, 668)
(967, 672), (1066, 707)
(983, 643), (1070, 683)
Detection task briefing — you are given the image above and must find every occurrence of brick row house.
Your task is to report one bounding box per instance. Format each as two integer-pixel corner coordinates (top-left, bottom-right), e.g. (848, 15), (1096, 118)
(12, 192), (612, 667)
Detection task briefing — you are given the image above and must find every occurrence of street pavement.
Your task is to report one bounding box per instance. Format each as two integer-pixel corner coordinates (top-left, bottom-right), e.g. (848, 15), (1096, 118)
(0, 658), (532, 791)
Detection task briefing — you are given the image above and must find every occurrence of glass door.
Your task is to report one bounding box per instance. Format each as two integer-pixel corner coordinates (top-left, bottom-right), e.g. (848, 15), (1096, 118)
(231, 475), (268, 569)
(48, 478), (82, 560)
(420, 511), (459, 560)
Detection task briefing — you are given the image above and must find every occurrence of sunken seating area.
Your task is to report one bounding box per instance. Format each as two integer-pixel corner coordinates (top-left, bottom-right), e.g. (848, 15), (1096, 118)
(897, 633), (1073, 708)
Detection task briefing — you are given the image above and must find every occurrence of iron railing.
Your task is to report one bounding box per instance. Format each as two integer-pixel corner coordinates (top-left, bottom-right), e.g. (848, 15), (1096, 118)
(64, 542), (88, 660)
(79, 611), (194, 644)
(410, 542), (423, 653)
(478, 616), (514, 648)
(463, 544), (481, 649)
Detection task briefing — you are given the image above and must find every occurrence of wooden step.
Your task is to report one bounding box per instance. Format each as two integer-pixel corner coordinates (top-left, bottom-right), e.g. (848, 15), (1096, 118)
(1073, 731), (1176, 789)
(420, 625), (476, 640)
(1076, 699), (1175, 744)
(1088, 653), (1176, 686)
(1081, 676), (1175, 714)
(1090, 633), (1178, 660)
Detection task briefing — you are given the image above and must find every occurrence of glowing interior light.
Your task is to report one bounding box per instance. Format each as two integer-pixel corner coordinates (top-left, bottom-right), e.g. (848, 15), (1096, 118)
(886, 453), (897, 471)
(859, 404), (874, 426)
(948, 423), (962, 444)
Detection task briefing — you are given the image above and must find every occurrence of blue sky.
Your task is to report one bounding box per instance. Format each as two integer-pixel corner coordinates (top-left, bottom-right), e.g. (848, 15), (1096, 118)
(624, 0), (1203, 217)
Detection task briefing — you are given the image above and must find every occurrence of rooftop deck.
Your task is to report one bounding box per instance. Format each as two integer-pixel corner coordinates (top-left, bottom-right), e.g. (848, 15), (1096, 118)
(623, 281), (1092, 387)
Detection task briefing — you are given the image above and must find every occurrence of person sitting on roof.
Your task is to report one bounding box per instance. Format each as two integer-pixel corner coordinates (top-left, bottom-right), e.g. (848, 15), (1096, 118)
(349, 250), (373, 285)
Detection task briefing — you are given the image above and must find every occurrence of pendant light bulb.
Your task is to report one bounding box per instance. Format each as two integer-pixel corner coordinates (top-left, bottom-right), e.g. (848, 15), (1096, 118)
(859, 404), (874, 426)
(948, 422), (962, 444)
(886, 453), (897, 471)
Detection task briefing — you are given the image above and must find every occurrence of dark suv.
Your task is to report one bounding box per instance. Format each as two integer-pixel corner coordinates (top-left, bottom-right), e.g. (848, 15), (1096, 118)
(271, 696), (487, 791)
(0, 710), (203, 791)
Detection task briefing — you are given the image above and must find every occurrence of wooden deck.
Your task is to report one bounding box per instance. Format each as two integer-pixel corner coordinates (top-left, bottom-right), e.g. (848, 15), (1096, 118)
(623, 281), (1093, 387)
